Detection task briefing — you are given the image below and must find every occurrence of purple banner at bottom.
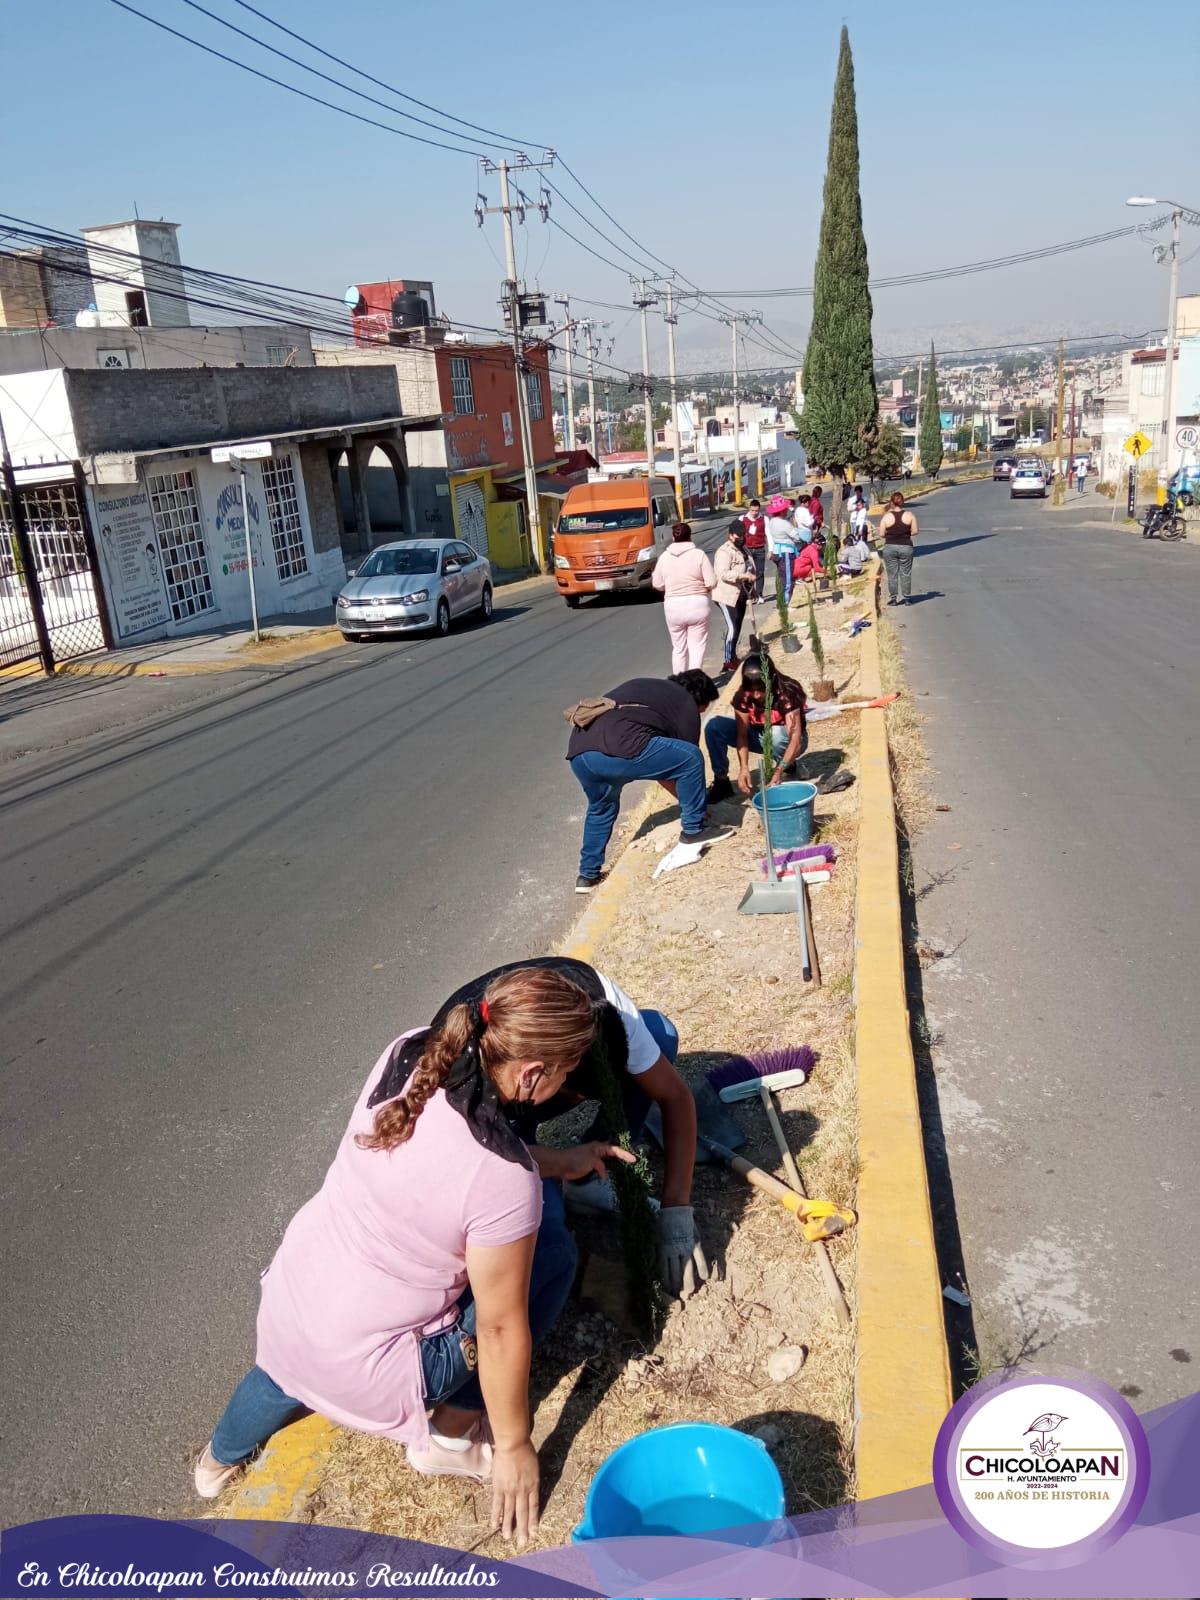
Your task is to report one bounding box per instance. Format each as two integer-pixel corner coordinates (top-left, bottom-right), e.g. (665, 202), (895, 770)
(3, 1390), (1196, 1598)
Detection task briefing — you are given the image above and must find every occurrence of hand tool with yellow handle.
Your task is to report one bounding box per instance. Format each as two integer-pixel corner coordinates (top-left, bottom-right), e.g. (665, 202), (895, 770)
(759, 1083), (850, 1327)
(700, 1136), (857, 1241)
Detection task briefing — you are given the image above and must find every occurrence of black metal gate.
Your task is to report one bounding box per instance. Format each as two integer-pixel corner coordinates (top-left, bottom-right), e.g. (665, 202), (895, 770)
(1, 476), (110, 670)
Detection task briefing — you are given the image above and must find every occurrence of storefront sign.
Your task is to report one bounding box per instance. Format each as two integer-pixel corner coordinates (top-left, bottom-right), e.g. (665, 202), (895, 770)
(213, 478), (264, 575)
(90, 481), (171, 639)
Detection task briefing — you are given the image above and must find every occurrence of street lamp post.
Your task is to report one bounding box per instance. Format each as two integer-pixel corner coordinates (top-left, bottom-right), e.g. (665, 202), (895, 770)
(1127, 197), (1195, 482)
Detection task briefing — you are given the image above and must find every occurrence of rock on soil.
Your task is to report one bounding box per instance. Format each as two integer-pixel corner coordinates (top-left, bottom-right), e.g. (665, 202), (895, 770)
(766, 1344), (808, 1383)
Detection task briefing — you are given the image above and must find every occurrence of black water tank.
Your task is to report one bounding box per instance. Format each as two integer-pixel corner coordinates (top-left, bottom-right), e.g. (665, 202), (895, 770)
(391, 290), (429, 329)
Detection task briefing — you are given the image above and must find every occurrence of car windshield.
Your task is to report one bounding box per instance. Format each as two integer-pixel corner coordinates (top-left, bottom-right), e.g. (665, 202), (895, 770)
(559, 508), (647, 533)
(354, 546), (439, 578)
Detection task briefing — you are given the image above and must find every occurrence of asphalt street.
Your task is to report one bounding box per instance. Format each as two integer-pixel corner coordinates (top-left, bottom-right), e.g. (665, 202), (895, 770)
(895, 481), (1199, 1406)
(0, 515), (735, 1524)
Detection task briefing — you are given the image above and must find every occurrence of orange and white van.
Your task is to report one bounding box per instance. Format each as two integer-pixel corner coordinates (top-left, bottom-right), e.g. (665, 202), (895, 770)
(553, 476), (679, 608)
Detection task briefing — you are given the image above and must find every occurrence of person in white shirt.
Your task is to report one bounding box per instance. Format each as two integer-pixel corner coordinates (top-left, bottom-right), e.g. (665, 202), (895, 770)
(849, 488), (870, 539)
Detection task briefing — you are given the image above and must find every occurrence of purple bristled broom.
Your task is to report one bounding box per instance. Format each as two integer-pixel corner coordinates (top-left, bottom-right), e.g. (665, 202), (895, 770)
(706, 1045), (818, 1103)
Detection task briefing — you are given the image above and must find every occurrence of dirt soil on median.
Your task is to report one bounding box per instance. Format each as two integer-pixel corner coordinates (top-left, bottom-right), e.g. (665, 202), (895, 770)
(300, 585), (872, 1549)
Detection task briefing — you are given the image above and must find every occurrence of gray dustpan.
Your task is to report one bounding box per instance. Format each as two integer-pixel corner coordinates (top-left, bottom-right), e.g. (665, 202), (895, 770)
(738, 751), (803, 916)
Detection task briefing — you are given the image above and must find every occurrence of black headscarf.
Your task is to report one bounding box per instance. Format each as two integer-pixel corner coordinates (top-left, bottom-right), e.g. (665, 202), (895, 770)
(365, 958), (624, 1169)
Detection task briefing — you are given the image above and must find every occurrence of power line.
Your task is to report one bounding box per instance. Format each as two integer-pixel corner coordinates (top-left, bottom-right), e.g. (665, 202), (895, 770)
(106, 0), (486, 156)
(698, 225), (1163, 298)
(227, 0), (542, 147)
(173, 0), (524, 154)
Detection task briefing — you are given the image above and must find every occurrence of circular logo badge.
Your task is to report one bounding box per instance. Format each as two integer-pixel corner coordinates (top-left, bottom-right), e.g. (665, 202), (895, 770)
(933, 1373), (1149, 1565)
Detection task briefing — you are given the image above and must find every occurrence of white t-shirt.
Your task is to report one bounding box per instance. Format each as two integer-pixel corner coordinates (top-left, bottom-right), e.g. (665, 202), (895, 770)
(597, 970), (662, 1074)
(850, 502), (868, 532)
(793, 504), (815, 536)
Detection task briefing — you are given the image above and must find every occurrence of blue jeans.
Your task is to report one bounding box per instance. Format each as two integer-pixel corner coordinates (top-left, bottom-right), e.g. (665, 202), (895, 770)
(705, 715), (805, 778)
(209, 1180), (584, 1466)
(771, 551), (795, 603)
(570, 734), (706, 879)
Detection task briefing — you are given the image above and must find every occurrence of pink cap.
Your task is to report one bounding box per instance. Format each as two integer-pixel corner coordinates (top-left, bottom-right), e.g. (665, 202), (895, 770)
(765, 494), (791, 516)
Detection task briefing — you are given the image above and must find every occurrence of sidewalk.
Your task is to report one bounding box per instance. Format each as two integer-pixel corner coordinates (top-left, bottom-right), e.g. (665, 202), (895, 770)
(0, 606), (345, 684)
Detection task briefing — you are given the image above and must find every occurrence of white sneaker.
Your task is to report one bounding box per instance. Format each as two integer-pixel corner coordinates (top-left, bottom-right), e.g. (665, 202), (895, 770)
(193, 1442), (244, 1500)
(564, 1173), (660, 1215)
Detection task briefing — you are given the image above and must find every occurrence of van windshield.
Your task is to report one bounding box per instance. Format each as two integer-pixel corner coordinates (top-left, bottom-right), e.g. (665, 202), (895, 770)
(559, 509), (647, 533)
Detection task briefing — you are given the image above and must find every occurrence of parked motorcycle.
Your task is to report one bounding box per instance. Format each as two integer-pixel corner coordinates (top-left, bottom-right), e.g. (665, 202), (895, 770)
(1141, 494), (1187, 542)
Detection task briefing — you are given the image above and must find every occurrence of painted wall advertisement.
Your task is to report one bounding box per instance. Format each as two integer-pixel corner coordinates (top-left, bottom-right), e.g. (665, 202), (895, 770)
(90, 482), (171, 639)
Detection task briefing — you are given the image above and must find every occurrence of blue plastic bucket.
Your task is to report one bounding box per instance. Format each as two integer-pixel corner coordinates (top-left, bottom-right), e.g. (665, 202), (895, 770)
(752, 780), (817, 849)
(572, 1422), (785, 1545)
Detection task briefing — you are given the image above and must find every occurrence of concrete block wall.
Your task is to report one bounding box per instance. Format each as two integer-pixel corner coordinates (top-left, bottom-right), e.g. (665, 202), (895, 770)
(64, 366), (402, 456)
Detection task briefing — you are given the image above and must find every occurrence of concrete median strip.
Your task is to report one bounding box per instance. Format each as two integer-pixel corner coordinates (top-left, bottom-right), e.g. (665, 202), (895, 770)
(853, 571), (952, 1500)
(228, 577), (952, 1525)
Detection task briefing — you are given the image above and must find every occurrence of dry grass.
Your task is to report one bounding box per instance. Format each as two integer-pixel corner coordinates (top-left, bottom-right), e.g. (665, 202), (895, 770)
(878, 614), (933, 836)
(294, 600), (867, 1547)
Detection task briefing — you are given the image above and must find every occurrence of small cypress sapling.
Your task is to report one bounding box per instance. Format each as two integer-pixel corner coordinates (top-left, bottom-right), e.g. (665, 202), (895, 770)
(806, 589), (825, 676)
(589, 1026), (663, 1340)
(759, 651), (776, 785)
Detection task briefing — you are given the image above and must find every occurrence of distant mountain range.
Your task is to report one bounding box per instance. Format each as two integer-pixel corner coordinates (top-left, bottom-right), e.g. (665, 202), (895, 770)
(659, 313), (1149, 377)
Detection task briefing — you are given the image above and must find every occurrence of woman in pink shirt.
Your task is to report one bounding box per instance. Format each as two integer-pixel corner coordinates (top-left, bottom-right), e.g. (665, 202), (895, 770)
(194, 966), (624, 1546)
(652, 521), (716, 672)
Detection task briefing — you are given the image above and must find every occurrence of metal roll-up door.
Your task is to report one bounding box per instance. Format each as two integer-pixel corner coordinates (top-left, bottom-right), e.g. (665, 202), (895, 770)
(453, 479), (489, 558)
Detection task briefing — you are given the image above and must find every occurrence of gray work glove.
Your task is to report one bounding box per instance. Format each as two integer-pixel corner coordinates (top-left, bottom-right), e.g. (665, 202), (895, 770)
(656, 1206), (710, 1299)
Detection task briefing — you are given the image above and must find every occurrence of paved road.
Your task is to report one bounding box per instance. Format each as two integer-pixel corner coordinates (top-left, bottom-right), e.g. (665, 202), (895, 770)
(896, 481), (1199, 1406)
(0, 517), (736, 1524)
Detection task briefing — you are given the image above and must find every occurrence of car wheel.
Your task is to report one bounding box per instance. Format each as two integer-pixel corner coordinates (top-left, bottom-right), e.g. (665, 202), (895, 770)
(564, 594), (581, 609)
(479, 584), (493, 621)
(435, 598), (451, 636)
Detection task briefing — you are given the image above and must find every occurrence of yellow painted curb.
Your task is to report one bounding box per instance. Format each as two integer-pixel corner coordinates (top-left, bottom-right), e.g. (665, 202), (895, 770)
(0, 658), (44, 682)
(233, 629), (346, 666)
(854, 566), (952, 1502)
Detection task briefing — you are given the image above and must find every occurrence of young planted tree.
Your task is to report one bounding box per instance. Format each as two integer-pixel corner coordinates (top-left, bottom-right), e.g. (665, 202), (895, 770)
(797, 27), (878, 527)
(864, 417), (904, 499)
(919, 342), (944, 480)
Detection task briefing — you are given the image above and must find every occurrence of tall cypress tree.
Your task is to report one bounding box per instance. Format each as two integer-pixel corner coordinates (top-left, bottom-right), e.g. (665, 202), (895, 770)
(797, 27), (877, 493)
(919, 341), (944, 479)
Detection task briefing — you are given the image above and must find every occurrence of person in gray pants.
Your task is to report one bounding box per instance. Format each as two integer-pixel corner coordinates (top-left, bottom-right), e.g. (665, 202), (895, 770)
(878, 491), (918, 605)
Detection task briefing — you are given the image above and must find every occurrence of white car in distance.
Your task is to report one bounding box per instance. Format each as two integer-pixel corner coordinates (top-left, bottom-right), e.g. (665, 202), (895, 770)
(1010, 465), (1048, 499)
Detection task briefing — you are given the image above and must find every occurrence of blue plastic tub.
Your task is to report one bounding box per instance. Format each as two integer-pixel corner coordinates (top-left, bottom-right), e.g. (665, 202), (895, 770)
(752, 780), (817, 849)
(572, 1422), (785, 1544)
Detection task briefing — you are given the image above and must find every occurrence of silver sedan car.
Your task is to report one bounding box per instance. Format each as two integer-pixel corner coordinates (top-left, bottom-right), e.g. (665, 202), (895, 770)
(335, 538), (493, 639)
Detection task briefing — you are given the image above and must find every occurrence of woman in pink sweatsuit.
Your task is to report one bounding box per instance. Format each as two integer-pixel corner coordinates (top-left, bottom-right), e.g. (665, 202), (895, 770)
(652, 522), (717, 672)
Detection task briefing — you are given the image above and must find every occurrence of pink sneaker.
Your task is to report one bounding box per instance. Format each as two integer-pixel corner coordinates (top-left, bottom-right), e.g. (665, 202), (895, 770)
(407, 1419), (493, 1481)
(193, 1442), (244, 1500)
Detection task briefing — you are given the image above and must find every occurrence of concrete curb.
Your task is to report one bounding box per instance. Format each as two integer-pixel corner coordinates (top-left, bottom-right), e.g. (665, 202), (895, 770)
(853, 565), (952, 1501)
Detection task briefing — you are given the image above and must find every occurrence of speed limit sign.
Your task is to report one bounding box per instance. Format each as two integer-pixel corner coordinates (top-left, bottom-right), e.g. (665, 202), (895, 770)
(1177, 425), (1199, 449)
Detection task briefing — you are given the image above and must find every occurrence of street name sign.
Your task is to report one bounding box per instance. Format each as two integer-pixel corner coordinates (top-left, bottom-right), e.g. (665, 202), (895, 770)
(1124, 431), (1152, 459)
(211, 440), (273, 463)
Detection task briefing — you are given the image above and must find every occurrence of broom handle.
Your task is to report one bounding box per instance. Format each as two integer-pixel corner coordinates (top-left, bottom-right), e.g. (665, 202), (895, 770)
(759, 1087), (851, 1329)
(702, 1137), (806, 1211)
(801, 876), (822, 988)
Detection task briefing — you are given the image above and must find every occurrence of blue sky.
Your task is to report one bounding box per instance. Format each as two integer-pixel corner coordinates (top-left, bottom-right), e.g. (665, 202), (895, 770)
(3, 0), (1197, 367)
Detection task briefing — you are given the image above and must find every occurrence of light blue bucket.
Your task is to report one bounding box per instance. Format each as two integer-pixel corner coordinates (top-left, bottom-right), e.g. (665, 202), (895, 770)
(572, 1422), (785, 1544)
(752, 780), (817, 849)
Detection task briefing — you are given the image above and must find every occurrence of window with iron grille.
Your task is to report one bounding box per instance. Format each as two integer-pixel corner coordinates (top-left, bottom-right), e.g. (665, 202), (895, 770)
(526, 369), (544, 421)
(450, 355), (475, 415)
(146, 469), (215, 620)
(260, 453), (309, 581)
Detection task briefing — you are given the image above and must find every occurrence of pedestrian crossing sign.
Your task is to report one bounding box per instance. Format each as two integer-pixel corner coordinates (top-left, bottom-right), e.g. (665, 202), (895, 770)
(1124, 431), (1153, 458)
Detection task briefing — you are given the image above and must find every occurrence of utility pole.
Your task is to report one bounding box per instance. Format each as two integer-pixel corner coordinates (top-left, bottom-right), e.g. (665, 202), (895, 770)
(0, 410), (54, 675)
(554, 294), (576, 451)
(634, 278), (658, 486)
(1053, 339), (1066, 506)
(479, 155), (553, 571)
(718, 309), (763, 507)
(912, 355), (924, 473)
(580, 319), (599, 458)
(605, 384), (613, 454)
(662, 283), (685, 518)
(755, 402), (765, 499)
(1068, 376), (1077, 486)
(1161, 206), (1182, 485)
